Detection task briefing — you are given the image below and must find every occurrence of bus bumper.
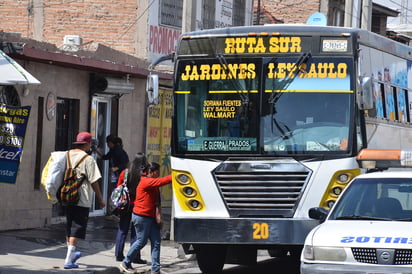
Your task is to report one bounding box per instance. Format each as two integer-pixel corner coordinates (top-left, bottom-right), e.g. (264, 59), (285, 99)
(174, 217), (320, 244)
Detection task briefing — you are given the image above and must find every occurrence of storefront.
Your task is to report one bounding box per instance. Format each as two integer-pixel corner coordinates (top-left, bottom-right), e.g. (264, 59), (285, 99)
(0, 35), (172, 230)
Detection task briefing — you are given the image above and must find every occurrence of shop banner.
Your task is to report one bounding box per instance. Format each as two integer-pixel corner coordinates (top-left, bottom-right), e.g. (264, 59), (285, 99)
(146, 88), (172, 207)
(0, 103), (31, 184)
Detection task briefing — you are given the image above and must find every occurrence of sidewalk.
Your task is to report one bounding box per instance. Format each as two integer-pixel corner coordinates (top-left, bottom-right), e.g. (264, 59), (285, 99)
(0, 216), (191, 274)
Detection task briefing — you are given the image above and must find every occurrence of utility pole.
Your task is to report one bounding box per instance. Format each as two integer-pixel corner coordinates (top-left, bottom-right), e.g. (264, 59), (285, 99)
(256, 0), (261, 25)
(400, 0), (407, 24)
(361, 0), (372, 30)
(344, 0), (353, 27)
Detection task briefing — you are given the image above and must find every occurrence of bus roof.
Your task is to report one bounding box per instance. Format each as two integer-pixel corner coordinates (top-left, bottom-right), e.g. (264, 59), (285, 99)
(182, 24), (361, 38)
(178, 24), (412, 61)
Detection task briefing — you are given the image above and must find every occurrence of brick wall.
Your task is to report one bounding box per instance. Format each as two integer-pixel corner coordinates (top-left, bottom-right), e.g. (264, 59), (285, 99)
(254, 0), (321, 24)
(0, 0), (140, 55)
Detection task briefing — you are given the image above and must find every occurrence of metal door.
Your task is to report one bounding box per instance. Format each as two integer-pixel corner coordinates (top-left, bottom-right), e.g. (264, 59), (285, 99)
(90, 96), (111, 216)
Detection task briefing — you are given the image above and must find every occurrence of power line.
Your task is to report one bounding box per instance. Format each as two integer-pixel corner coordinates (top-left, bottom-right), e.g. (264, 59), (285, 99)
(387, 0), (412, 23)
(113, 0), (156, 43)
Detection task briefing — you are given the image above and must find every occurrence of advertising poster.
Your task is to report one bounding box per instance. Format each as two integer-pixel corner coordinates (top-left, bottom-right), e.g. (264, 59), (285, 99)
(0, 103), (31, 184)
(146, 88), (172, 208)
(147, 0), (181, 66)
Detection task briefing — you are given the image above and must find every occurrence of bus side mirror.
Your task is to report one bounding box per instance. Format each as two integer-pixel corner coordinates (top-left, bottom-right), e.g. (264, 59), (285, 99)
(357, 76), (373, 110)
(146, 74), (159, 106)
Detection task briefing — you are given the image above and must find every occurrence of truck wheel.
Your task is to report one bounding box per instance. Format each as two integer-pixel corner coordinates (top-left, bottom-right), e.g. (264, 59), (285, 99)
(195, 244), (226, 274)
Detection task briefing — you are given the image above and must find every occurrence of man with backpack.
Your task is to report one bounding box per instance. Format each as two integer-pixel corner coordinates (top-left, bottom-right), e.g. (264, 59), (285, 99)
(63, 132), (106, 269)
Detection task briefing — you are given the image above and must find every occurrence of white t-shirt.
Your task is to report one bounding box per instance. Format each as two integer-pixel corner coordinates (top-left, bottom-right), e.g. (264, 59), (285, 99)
(67, 150), (102, 208)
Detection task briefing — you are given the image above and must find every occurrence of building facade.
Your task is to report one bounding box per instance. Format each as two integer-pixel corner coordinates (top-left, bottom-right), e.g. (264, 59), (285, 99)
(0, 32), (170, 230)
(0, 0), (254, 231)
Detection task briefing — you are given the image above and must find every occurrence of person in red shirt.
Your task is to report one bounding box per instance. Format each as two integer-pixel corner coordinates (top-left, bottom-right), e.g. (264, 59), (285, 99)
(114, 153), (147, 264)
(120, 161), (171, 274)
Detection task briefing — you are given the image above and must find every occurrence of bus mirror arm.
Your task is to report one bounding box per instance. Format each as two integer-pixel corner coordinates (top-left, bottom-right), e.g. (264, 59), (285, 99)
(148, 52), (175, 71)
(357, 76), (374, 110)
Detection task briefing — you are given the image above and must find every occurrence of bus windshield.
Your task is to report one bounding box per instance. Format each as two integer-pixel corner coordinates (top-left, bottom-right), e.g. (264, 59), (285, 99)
(174, 56), (354, 155)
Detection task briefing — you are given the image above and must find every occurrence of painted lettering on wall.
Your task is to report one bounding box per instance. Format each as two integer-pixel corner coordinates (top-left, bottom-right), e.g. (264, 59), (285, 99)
(149, 25), (181, 55)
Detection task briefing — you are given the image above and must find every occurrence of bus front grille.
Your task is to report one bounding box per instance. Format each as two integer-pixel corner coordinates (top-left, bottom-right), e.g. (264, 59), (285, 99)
(213, 159), (311, 218)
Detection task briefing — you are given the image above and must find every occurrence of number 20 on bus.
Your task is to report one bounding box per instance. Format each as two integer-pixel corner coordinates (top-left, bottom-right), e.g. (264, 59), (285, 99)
(253, 222), (269, 239)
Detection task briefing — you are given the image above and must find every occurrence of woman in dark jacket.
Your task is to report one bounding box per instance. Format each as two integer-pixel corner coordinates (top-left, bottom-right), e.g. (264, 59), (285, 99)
(96, 135), (129, 179)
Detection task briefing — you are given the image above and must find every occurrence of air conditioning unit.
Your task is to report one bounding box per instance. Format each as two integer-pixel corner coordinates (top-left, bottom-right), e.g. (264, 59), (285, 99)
(63, 35), (82, 46)
(91, 76), (135, 95)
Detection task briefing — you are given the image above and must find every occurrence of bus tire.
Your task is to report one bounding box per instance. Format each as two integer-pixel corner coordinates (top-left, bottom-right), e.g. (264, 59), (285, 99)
(194, 244), (227, 274)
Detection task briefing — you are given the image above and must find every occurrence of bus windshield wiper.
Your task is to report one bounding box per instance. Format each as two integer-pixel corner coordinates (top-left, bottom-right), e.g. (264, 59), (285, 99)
(269, 52), (312, 136)
(268, 51), (312, 103)
(216, 53), (249, 104)
(336, 215), (392, 221)
(273, 117), (292, 139)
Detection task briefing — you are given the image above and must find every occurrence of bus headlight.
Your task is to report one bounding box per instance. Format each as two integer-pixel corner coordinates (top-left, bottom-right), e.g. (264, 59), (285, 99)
(186, 199), (202, 210)
(326, 200), (335, 209)
(332, 186), (342, 195)
(172, 170), (205, 212)
(320, 169), (361, 209)
(176, 173), (191, 184)
(181, 186), (196, 197)
(338, 173), (349, 183)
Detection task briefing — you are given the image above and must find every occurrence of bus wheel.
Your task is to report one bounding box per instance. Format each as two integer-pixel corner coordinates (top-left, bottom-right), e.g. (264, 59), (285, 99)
(194, 244), (227, 274)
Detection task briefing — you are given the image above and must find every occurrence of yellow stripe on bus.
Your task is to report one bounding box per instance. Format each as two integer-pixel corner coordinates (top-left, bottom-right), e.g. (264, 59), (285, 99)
(208, 90), (259, 93)
(264, 90), (353, 93)
(175, 90), (352, 94)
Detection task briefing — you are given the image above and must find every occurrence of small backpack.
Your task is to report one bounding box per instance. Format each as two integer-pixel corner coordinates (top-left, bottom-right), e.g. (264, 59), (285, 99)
(110, 169), (130, 211)
(57, 151), (88, 206)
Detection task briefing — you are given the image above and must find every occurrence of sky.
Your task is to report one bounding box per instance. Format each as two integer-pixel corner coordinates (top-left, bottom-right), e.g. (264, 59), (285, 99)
(374, 0), (411, 24)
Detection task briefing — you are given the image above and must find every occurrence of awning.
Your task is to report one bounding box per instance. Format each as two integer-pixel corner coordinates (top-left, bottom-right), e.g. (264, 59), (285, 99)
(0, 49), (40, 85)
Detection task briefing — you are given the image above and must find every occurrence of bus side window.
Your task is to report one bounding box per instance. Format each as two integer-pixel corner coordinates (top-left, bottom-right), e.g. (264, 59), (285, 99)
(397, 88), (408, 122)
(378, 83), (386, 118)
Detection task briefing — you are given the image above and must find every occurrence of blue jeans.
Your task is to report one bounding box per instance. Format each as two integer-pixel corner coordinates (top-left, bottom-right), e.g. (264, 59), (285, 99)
(115, 208), (137, 259)
(124, 213), (161, 273)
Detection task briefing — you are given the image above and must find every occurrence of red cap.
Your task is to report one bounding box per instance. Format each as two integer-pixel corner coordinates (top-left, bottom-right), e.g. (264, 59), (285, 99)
(73, 132), (92, 144)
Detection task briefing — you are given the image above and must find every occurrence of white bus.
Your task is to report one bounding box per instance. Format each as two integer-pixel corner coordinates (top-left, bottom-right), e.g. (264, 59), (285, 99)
(151, 24), (412, 273)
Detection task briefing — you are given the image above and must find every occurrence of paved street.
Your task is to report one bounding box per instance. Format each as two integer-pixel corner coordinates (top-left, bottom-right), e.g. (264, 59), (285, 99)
(0, 215), (301, 273)
(0, 215), (190, 273)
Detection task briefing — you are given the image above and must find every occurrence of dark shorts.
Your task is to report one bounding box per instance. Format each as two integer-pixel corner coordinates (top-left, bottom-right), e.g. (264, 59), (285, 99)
(65, 206), (90, 239)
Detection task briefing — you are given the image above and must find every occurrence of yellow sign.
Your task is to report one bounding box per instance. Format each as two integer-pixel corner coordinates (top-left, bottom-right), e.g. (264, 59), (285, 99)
(146, 89), (173, 210)
(224, 37), (302, 54)
(181, 63), (256, 81)
(180, 62), (347, 82)
(267, 62), (347, 79)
